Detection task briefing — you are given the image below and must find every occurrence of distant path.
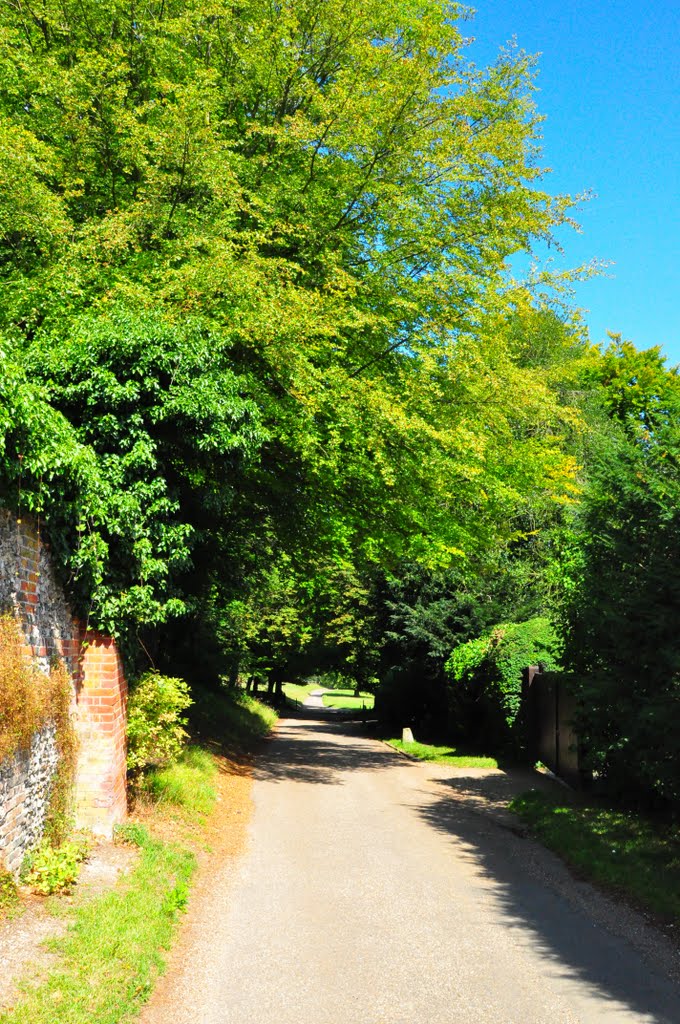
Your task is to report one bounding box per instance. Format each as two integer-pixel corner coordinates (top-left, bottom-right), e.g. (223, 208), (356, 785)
(302, 688), (327, 709)
(141, 716), (680, 1024)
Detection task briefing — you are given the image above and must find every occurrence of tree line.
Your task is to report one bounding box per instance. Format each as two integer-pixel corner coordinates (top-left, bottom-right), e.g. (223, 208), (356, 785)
(1, 0), (678, 809)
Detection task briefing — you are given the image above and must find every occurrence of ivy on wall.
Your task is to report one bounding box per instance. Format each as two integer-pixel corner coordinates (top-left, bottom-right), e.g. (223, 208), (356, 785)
(446, 616), (560, 751)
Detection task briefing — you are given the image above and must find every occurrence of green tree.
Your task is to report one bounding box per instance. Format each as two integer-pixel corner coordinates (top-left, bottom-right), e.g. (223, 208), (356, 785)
(371, 563), (486, 728)
(0, 0), (589, 667)
(559, 339), (680, 806)
(24, 306), (263, 635)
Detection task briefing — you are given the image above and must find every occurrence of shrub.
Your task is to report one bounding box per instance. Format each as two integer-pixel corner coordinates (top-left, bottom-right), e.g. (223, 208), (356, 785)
(127, 672), (193, 773)
(0, 613), (52, 761)
(22, 835), (90, 894)
(447, 617), (560, 752)
(0, 868), (18, 911)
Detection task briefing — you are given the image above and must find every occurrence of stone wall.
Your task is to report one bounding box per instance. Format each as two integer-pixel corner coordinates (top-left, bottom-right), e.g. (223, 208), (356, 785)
(0, 724), (59, 876)
(0, 509), (76, 676)
(0, 509), (127, 871)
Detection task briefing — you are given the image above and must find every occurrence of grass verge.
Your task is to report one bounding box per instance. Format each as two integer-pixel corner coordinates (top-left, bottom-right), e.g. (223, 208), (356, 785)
(189, 686), (278, 752)
(322, 690), (374, 710)
(0, 687), (277, 1024)
(0, 825), (194, 1024)
(386, 738), (499, 769)
(145, 745), (219, 818)
(510, 790), (680, 923)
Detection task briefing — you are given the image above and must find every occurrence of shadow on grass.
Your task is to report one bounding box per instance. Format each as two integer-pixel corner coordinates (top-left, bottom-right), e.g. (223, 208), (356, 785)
(187, 685), (275, 770)
(430, 768), (561, 810)
(254, 714), (680, 1022)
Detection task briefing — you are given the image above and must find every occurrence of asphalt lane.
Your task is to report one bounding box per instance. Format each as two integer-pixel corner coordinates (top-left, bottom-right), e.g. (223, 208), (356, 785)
(144, 715), (680, 1024)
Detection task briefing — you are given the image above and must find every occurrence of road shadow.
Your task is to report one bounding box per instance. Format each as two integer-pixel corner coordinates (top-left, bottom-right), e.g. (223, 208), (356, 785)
(253, 718), (398, 786)
(256, 716), (680, 1020)
(411, 775), (680, 1023)
(282, 701), (371, 723)
(425, 765), (564, 818)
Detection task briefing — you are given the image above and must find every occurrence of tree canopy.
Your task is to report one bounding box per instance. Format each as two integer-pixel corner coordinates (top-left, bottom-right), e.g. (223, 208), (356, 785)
(0, 0), (589, 654)
(556, 339), (680, 806)
(4, 0), (679, 813)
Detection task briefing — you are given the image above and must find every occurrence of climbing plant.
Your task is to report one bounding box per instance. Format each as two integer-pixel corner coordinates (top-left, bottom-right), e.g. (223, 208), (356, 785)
(447, 617), (560, 750)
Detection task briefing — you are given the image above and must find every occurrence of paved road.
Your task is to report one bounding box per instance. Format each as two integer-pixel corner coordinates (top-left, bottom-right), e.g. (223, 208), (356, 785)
(144, 715), (680, 1024)
(303, 688), (327, 709)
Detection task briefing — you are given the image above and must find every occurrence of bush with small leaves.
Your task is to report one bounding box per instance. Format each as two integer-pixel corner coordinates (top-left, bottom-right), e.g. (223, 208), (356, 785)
(127, 672), (193, 774)
(22, 835), (90, 895)
(0, 869), (18, 911)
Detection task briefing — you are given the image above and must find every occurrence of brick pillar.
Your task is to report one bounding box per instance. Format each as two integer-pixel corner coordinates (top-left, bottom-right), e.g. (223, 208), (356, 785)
(73, 633), (128, 836)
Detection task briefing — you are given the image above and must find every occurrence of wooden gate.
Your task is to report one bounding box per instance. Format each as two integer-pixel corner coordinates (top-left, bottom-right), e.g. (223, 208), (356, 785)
(523, 666), (582, 787)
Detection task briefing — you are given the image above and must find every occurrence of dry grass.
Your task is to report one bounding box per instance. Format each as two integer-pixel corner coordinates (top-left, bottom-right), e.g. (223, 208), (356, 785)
(0, 613), (52, 762)
(0, 614), (77, 846)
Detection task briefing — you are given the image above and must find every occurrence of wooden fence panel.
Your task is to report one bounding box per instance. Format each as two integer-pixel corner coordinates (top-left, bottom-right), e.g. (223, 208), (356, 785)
(523, 667), (583, 787)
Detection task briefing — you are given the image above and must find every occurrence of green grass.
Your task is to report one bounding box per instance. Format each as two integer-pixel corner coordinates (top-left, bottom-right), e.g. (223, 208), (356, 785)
(510, 790), (680, 922)
(0, 826), (195, 1024)
(189, 686), (278, 751)
(386, 739), (499, 769)
(0, 682), (275, 1024)
(145, 746), (219, 818)
(1, 684), (275, 1024)
(322, 690), (374, 710)
(281, 681), (318, 706)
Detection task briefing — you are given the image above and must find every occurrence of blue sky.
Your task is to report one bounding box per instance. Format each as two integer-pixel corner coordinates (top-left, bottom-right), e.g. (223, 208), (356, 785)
(463, 1), (680, 365)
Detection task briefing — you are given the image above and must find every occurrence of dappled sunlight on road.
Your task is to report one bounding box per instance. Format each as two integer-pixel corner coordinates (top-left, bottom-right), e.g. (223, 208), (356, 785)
(254, 719), (398, 786)
(262, 717), (680, 1023)
(143, 715), (680, 1024)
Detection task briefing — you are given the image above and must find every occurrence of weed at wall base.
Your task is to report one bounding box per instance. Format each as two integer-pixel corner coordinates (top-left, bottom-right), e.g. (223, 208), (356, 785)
(0, 827), (195, 1024)
(0, 871), (18, 913)
(21, 835), (90, 895)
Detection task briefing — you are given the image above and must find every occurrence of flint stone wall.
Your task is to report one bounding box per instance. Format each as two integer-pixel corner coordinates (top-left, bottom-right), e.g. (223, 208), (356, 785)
(0, 509), (127, 874)
(0, 724), (58, 875)
(0, 508), (76, 675)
